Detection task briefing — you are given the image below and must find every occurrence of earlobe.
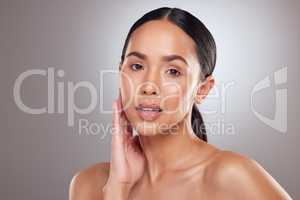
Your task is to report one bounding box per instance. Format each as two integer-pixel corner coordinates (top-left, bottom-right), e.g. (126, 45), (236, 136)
(194, 98), (202, 105)
(195, 94), (204, 104)
(194, 85), (204, 104)
(206, 75), (215, 88)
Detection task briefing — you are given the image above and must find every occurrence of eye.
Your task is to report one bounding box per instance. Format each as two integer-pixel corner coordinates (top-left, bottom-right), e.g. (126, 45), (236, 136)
(130, 63), (143, 71)
(166, 68), (181, 77)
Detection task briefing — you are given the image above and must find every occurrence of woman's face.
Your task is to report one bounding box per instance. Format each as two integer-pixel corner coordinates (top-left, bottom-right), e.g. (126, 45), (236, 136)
(119, 19), (201, 136)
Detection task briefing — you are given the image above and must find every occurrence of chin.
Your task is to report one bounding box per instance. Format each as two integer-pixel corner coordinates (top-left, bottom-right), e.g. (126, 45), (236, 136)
(132, 121), (161, 136)
(134, 119), (182, 137)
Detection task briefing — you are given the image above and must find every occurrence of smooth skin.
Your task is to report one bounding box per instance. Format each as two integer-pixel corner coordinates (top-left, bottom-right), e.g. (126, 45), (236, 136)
(69, 20), (292, 200)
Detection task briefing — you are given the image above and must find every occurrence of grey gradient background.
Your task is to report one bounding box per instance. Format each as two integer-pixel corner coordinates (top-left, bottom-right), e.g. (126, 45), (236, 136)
(1, 0), (299, 199)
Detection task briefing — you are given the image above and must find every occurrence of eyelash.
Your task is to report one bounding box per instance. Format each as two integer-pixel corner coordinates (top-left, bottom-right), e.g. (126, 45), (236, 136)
(129, 64), (182, 77)
(166, 68), (181, 77)
(130, 63), (143, 71)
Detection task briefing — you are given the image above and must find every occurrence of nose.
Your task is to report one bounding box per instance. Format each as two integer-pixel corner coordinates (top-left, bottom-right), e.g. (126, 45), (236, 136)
(138, 66), (161, 96)
(140, 81), (160, 96)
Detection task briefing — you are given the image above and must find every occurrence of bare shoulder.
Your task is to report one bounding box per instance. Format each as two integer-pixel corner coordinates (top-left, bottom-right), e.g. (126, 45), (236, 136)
(69, 162), (110, 200)
(206, 150), (292, 200)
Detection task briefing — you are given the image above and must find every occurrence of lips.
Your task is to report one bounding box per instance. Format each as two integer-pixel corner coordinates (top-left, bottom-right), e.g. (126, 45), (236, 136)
(135, 102), (162, 121)
(137, 102), (162, 110)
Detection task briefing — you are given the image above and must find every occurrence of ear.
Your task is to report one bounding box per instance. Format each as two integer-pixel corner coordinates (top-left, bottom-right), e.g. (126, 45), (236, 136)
(194, 75), (215, 104)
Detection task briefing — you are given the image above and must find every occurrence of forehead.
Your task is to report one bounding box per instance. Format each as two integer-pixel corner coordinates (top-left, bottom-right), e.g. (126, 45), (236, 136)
(125, 20), (198, 63)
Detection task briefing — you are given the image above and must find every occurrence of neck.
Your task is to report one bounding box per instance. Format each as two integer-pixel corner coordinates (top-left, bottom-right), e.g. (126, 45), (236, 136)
(137, 111), (207, 183)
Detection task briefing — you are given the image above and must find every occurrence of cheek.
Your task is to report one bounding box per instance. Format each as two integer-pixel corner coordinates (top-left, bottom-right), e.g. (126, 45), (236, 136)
(161, 81), (189, 115)
(119, 71), (137, 108)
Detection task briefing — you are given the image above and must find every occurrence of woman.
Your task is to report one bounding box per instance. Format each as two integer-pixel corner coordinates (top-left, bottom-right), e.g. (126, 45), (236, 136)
(69, 7), (292, 200)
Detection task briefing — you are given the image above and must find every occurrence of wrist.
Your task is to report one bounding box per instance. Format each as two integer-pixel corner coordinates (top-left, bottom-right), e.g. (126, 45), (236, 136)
(102, 180), (132, 200)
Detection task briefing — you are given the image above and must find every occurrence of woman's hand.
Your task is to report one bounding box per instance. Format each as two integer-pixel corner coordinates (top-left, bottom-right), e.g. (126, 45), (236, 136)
(103, 93), (145, 198)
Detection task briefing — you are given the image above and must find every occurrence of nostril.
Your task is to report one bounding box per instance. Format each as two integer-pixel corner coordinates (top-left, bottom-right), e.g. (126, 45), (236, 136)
(143, 90), (157, 95)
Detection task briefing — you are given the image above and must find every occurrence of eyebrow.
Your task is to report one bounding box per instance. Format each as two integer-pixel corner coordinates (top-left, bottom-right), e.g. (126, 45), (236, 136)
(125, 51), (188, 66)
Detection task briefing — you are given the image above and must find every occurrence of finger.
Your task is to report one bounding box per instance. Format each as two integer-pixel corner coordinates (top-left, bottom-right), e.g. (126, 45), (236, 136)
(112, 100), (121, 136)
(112, 99), (124, 149)
(117, 97), (132, 144)
(110, 104), (125, 174)
(113, 97), (131, 145)
(111, 99), (129, 168)
(117, 95), (133, 134)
